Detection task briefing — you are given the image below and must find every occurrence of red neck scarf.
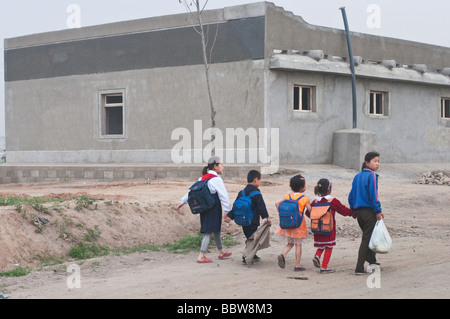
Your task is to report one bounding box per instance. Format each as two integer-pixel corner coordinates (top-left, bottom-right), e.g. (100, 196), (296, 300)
(201, 173), (217, 181)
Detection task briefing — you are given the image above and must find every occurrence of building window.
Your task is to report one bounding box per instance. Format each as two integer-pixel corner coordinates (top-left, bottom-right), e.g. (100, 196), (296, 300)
(293, 85), (314, 112)
(101, 92), (125, 137)
(369, 91), (388, 116)
(442, 98), (450, 119)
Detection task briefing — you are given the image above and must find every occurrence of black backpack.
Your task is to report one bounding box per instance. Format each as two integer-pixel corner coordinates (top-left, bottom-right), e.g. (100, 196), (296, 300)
(187, 178), (216, 214)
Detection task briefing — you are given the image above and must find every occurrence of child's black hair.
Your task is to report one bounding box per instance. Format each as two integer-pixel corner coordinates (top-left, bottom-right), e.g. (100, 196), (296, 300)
(290, 175), (306, 192)
(314, 178), (332, 196)
(247, 170), (261, 183)
(362, 151), (380, 170)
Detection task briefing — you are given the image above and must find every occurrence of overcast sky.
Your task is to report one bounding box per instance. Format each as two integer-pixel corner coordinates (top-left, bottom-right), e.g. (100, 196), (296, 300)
(1, 0), (450, 139)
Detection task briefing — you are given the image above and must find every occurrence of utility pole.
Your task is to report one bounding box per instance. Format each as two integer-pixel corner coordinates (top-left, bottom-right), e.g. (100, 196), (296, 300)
(339, 7), (358, 129)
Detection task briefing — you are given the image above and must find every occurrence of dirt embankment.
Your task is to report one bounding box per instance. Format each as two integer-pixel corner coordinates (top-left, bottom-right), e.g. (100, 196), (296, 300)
(0, 180), (206, 269)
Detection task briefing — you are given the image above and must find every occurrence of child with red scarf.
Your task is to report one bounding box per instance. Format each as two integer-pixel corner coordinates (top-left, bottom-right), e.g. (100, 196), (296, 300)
(306, 179), (354, 273)
(178, 156), (232, 264)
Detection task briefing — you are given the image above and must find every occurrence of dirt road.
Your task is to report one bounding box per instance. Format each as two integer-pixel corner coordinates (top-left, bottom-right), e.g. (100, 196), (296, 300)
(1, 163), (449, 299)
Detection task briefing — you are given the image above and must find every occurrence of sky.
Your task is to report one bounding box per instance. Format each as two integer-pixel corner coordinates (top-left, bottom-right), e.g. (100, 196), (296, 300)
(1, 0), (450, 141)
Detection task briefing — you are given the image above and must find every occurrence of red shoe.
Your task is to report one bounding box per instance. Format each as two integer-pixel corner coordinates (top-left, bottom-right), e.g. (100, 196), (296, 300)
(218, 252), (232, 259)
(197, 257), (212, 263)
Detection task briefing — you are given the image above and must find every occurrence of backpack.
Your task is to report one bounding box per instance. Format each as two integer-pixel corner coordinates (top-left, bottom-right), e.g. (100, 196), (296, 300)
(310, 199), (334, 234)
(278, 194), (305, 229)
(232, 189), (261, 227)
(187, 176), (217, 215)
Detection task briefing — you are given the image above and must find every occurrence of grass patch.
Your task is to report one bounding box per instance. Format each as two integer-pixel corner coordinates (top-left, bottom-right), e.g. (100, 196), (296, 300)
(0, 194), (102, 211)
(69, 225), (109, 260)
(111, 244), (162, 255)
(72, 232), (240, 259)
(0, 195), (64, 207)
(162, 232), (239, 254)
(0, 266), (32, 278)
(162, 233), (205, 254)
(69, 243), (110, 260)
(75, 195), (100, 211)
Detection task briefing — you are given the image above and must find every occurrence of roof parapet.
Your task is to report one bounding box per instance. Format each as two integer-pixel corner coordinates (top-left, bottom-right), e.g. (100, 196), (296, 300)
(270, 49), (450, 86)
(270, 49), (450, 79)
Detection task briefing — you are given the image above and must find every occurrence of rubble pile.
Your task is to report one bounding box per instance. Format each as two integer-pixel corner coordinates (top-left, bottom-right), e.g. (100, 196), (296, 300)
(415, 171), (450, 186)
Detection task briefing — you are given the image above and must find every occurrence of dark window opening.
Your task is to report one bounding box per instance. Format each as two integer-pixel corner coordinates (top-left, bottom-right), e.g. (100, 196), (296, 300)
(293, 86), (313, 111)
(105, 107), (123, 135)
(106, 95), (123, 105)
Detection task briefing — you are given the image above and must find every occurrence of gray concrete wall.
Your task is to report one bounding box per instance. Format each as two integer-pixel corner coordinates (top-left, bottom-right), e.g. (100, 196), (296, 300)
(5, 60), (266, 163)
(4, 3), (268, 164)
(357, 78), (450, 162)
(266, 59), (450, 164)
(266, 70), (353, 164)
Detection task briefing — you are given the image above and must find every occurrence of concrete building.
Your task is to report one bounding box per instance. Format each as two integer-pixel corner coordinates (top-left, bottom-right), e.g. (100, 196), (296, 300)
(4, 2), (450, 173)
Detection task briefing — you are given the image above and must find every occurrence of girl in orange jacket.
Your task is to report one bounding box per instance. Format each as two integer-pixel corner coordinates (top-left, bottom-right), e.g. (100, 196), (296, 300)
(275, 175), (311, 271)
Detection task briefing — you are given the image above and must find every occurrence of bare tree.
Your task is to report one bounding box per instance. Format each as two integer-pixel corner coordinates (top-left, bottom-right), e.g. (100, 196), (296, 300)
(179, 0), (219, 155)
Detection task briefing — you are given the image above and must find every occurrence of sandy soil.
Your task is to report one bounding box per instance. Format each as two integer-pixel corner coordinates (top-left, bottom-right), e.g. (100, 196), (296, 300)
(0, 163), (449, 299)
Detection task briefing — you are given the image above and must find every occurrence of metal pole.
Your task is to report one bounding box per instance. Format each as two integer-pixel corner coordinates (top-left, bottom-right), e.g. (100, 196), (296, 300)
(339, 7), (357, 129)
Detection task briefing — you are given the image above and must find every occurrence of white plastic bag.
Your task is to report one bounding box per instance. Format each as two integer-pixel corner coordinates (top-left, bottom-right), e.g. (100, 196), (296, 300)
(369, 219), (392, 254)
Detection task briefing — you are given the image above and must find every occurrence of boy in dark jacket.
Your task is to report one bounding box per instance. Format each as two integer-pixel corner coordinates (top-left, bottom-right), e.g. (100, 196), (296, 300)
(225, 170), (271, 263)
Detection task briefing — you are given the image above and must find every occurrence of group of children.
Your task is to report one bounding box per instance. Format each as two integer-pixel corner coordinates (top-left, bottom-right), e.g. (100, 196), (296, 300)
(178, 152), (384, 275)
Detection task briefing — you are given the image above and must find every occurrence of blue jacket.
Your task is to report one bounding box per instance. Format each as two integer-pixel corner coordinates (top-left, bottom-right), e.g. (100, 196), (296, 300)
(348, 169), (382, 214)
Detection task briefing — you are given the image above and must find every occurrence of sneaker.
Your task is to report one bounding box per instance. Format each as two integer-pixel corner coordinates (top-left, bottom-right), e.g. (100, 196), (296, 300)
(277, 254), (286, 269)
(355, 269), (370, 275)
(320, 268), (336, 274)
(313, 256), (320, 268)
(242, 256), (259, 265)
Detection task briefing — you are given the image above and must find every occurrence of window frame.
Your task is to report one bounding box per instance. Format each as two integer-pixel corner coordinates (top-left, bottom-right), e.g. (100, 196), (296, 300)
(99, 90), (126, 139)
(369, 91), (388, 117)
(293, 85), (315, 112)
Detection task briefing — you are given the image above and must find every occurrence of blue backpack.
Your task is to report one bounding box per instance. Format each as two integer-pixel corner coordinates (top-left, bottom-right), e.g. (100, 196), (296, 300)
(232, 189), (261, 227)
(187, 178), (216, 215)
(278, 194), (305, 229)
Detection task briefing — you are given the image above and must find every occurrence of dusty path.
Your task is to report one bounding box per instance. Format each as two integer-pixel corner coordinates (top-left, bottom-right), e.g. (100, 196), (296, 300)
(3, 237), (450, 299)
(1, 163), (449, 299)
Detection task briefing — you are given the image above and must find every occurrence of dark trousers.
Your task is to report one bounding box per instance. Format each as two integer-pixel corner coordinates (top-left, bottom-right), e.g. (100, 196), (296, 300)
(243, 225), (258, 240)
(355, 208), (377, 271)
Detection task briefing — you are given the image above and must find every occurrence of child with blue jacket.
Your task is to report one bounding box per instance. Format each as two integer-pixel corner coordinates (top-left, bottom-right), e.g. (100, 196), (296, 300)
(348, 152), (385, 275)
